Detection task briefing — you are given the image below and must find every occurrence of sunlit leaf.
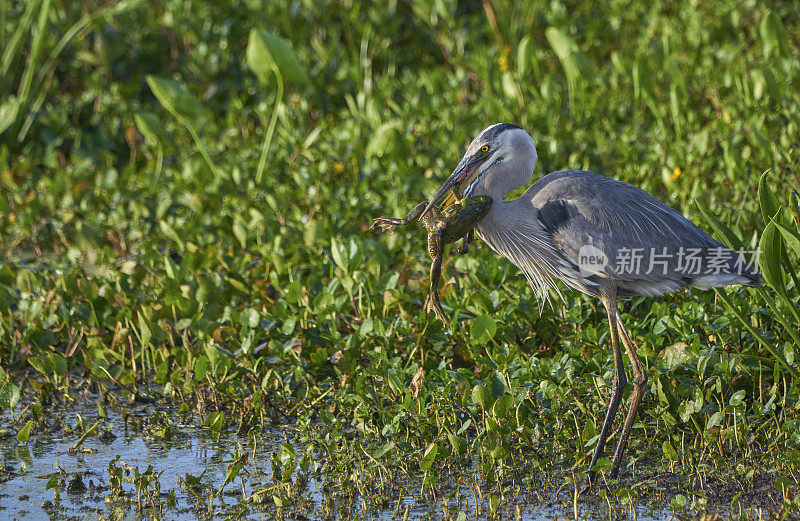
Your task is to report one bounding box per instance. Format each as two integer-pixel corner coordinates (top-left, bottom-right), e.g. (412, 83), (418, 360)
(0, 382), (20, 410)
(662, 440), (678, 462)
(419, 442), (438, 471)
(138, 313), (152, 347)
(0, 97), (20, 136)
(51, 353), (67, 377)
(759, 221), (785, 295)
(146, 75), (206, 122)
(696, 202), (743, 250)
(17, 420), (32, 443)
(772, 220), (800, 258)
(705, 410), (724, 430)
(470, 315), (496, 344)
(134, 112), (165, 144)
(366, 122), (401, 158)
(246, 29), (309, 85)
(758, 171), (780, 223)
(471, 384), (491, 409)
(760, 10), (787, 59)
(729, 389), (746, 407)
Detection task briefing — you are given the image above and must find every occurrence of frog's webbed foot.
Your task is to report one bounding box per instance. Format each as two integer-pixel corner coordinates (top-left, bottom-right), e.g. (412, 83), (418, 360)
(370, 202), (430, 233)
(455, 229), (475, 255)
(424, 292), (449, 328)
(369, 217), (405, 233)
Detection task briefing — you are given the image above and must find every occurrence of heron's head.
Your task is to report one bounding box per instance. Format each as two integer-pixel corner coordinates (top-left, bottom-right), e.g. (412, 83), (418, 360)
(421, 123), (537, 218)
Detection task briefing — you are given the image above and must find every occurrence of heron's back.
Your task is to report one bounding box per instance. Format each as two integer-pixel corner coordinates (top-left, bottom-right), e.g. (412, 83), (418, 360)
(480, 170), (761, 299)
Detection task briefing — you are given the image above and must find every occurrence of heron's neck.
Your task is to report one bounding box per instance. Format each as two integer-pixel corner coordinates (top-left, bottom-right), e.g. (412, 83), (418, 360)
(475, 194), (564, 300)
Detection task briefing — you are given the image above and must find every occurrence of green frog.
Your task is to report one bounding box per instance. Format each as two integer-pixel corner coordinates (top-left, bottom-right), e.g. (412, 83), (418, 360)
(370, 196), (492, 327)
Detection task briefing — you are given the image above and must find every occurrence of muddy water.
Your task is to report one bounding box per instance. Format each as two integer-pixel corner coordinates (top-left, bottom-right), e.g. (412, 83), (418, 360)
(0, 403), (672, 520)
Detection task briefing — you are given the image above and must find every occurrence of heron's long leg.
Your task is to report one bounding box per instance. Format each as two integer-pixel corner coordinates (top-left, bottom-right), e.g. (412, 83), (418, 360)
(609, 312), (648, 478)
(586, 290), (627, 487)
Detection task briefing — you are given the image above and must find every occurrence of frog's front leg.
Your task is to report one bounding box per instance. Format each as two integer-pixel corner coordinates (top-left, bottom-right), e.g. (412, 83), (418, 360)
(456, 229), (474, 255)
(424, 226), (449, 327)
(370, 201), (429, 233)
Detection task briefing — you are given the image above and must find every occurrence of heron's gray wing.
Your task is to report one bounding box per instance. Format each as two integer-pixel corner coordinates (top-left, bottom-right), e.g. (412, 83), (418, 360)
(527, 170), (759, 295)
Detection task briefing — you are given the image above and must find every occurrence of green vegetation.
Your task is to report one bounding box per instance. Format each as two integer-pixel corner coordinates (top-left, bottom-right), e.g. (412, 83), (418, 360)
(1, 0), (799, 518)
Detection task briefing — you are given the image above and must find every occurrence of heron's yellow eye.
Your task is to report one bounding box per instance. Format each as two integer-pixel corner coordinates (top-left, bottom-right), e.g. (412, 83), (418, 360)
(480, 145), (489, 152)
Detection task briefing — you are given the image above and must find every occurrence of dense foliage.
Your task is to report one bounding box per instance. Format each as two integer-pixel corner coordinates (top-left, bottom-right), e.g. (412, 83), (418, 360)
(1, 0), (799, 517)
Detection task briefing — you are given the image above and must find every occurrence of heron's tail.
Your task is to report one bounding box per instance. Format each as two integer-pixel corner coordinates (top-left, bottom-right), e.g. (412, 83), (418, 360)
(743, 272), (763, 288)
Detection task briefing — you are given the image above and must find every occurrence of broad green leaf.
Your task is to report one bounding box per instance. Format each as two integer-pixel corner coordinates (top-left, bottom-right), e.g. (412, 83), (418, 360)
(492, 393), (514, 418)
(50, 353), (67, 377)
(662, 440), (678, 462)
(330, 237), (348, 271)
(195, 356), (209, 381)
(659, 342), (690, 372)
(489, 371), (506, 400)
(633, 58), (654, 101)
(0, 382), (20, 410)
(729, 389), (746, 407)
(419, 442), (438, 471)
(366, 122), (401, 158)
(204, 411), (224, 432)
(695, 201), (742, 250)
(705, 410), (724, 430)
(545, 27), (590, 104)
(138, 313), (152, 347)
(759, 221), (785, 295)
(772, 220), (800, 258)
(146, 75), (206, 122)
(159, 221), (184, 251)
(758, 171), (780, 224)
(164, 255), (178, 280)
(470, 315), (496, 344)
(447, 431), (466, 456)
(0, 97), (20, 136)
(516, 36), (535, 78)
(239, 308), (260, 328)
(471, 384), (491, 409)
(134, 112), (165, 144)
(17, 420), (32, 443)
(760, 10), (787, 59)
(592, 457), (613, 473)
(232, 218), (247, 249)
(246, 29), (309, 85)
(29, 355), (54, 377)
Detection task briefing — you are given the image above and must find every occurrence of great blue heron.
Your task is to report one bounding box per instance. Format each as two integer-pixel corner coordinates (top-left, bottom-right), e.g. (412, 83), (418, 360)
(420, 123), (761, 485)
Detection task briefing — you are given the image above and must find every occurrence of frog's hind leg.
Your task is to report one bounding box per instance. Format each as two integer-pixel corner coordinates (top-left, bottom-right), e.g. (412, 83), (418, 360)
(370, 201), (429, 233)
(424, 230), (449, 327)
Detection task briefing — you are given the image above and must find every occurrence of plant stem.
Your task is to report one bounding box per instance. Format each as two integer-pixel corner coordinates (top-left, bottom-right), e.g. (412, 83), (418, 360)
(71, 420), (101, 451)
(256, 66), (283, 184)
(715, 288), (798, 378)
(16, 0), (51, 105)
(0, 0), (38, 86)
(154, 146), (163, 182)
(186, 122), (223, 181)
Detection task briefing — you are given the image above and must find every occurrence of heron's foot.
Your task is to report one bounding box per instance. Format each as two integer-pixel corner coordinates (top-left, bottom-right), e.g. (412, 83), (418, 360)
(578, 472), (596, 496)
(369, 217), (405, 233)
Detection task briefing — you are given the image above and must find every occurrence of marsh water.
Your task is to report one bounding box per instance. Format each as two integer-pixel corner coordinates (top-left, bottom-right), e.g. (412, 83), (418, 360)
(0, 402), (679, 521)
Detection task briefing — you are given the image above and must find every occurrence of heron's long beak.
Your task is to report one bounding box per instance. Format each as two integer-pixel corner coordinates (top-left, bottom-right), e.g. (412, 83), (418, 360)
(419, 152), (489, 219)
